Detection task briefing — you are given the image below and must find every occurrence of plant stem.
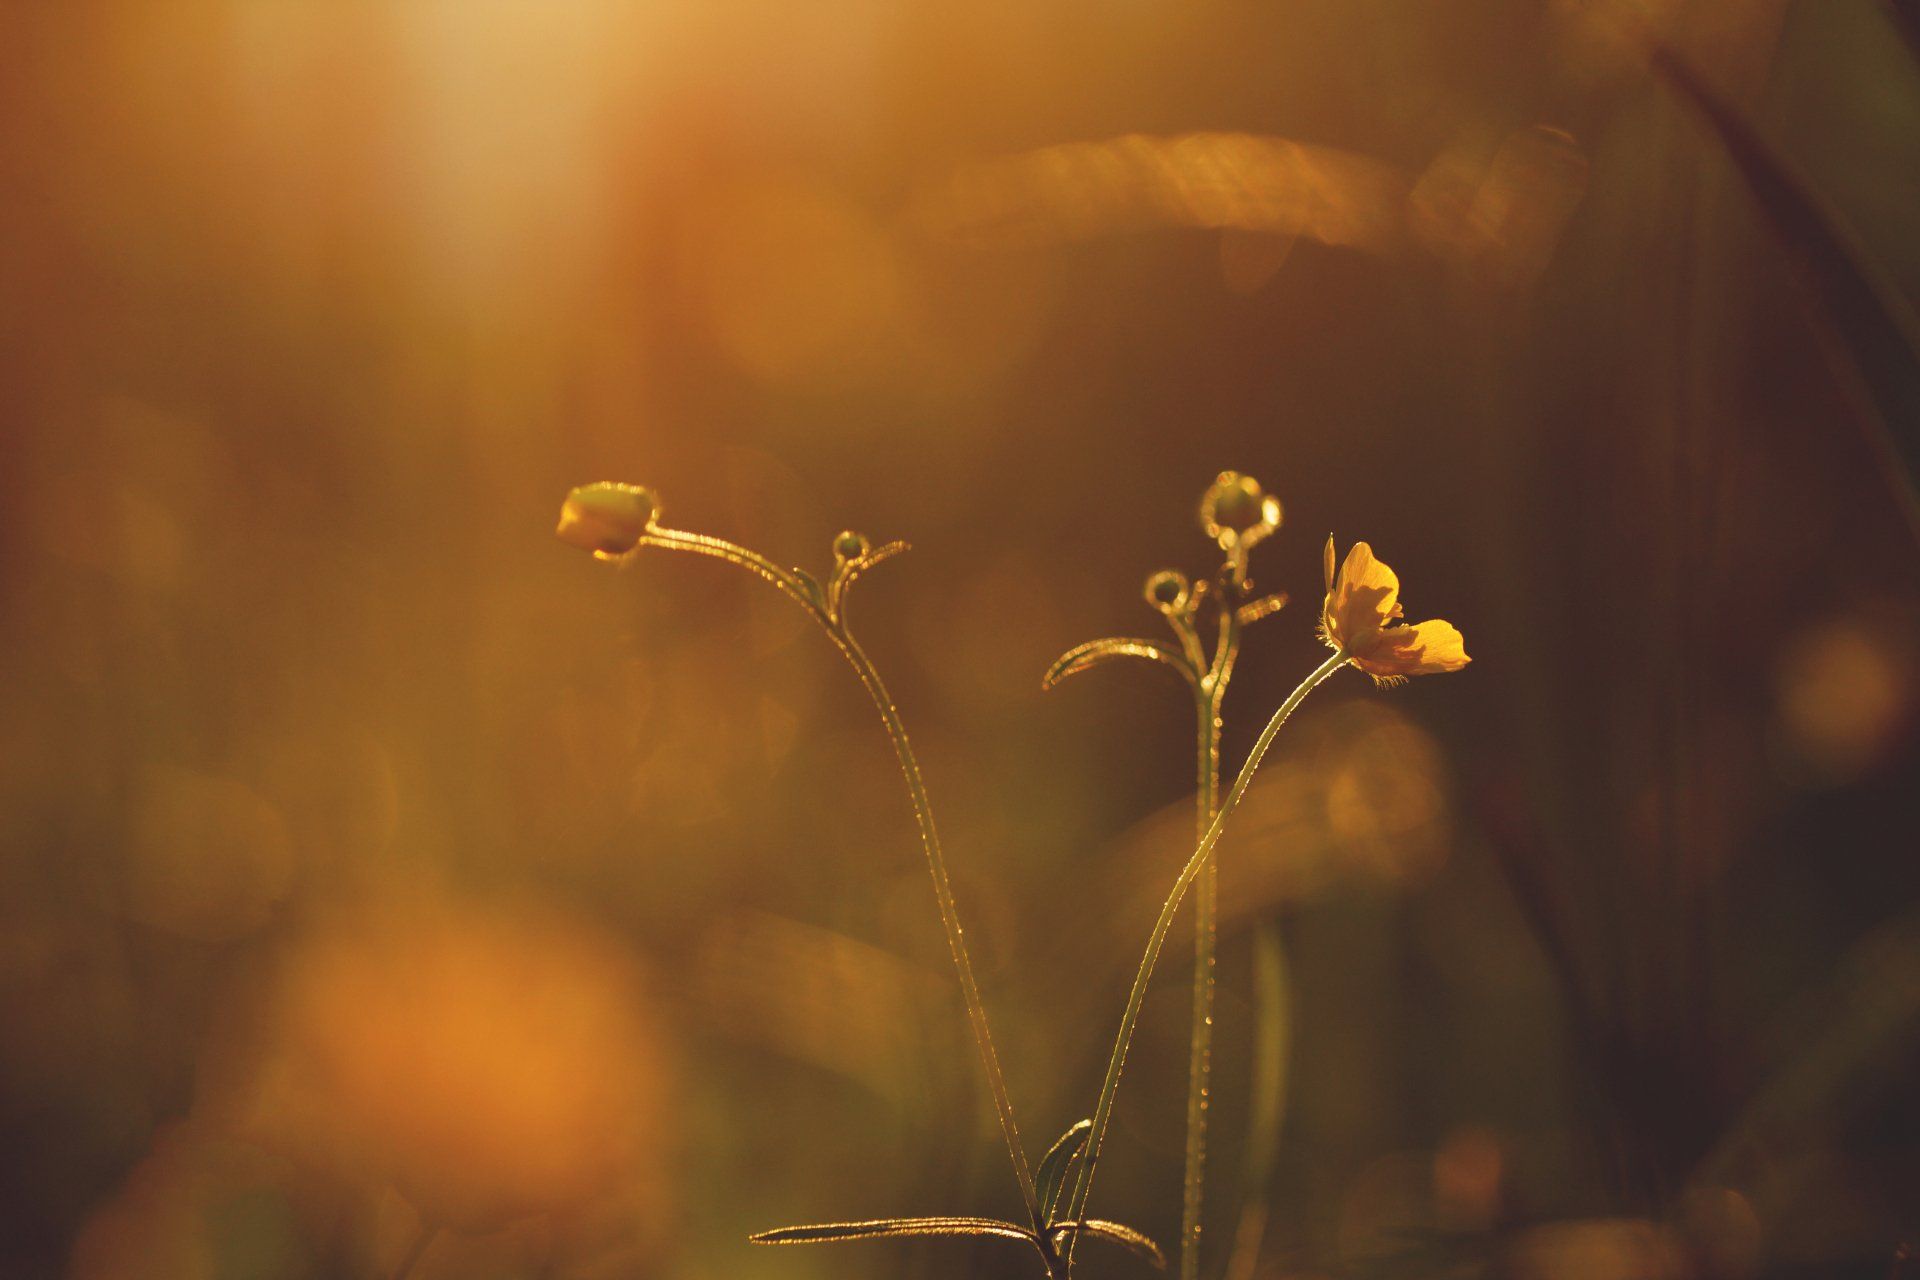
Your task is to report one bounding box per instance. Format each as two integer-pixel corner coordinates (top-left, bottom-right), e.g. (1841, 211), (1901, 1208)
(832, 629), (1038, 1217)
(1180, 625), (1230, 1280)
(633, 528), (1038, 1219)
(1066, 649), (1349, 1276)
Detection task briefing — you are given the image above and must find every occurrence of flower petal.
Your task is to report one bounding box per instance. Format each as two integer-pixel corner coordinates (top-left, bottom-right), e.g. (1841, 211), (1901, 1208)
(1352, 618), (1471, 678)
(1329, 541), (1402, 647)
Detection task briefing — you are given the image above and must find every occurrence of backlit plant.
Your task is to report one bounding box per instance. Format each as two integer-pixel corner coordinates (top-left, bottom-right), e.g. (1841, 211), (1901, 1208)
(556, 471), (1469, 1279)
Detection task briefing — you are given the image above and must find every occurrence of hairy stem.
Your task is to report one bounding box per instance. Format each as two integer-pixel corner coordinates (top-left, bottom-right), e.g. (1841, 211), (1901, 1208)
(634, 528), (1038, 1218)
(1066, 649), (1350, 1275)
(832, 629), (1038, 1216)
(1181, 611), (1234, 1280)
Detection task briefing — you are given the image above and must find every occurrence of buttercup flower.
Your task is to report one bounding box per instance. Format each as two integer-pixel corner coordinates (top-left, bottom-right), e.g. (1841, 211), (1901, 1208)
(1321, 537), (1470, 683)
(556, 483), (660, 558)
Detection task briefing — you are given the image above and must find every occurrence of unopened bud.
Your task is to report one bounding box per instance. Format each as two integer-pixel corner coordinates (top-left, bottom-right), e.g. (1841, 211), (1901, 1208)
(556, 483), (660, 558)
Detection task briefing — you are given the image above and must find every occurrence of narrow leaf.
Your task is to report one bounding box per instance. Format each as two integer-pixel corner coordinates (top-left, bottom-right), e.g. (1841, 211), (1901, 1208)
(750, 1216), (1038, 1247)
(1043, 638), (1196, 691)
(1035, 1118), (1092, 1223)
(1054, 1219), (1169, 1270)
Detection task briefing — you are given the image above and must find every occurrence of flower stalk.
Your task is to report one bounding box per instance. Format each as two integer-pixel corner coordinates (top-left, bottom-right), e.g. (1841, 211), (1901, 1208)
(1061, 647), (1350, 1276)
(559, 486), (1038, 1219)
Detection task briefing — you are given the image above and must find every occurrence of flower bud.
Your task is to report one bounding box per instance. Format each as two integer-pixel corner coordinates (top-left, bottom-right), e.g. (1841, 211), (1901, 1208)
(1199, 471), (1282, 544)
(833, 530), (871, 562)
(556, 483), (660, 557)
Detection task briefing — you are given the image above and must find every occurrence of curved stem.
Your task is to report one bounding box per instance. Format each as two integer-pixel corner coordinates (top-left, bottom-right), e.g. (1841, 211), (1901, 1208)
(1066, 649), (1350, 1275)
(830, 628), (1038, 1217)
(633, 527), (1038, 1219)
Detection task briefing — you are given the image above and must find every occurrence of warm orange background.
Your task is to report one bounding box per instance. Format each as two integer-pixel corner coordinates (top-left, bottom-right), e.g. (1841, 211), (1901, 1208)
(2, 3), (1918, 1278)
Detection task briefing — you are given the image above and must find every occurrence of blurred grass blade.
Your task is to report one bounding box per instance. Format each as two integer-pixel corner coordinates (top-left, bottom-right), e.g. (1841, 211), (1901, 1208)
(1224, 921), (1292, 1280)
(1037, 1118), (1093, 1223)
(1043, 638), (1197, 691)
(1650, 44), (1920, 545)
(1054, 1219), (1169, 1269)
(751, 1216), (1038, 1246)
(1691, 907), (1920, 1190)
(1892, 0), (1920, 59)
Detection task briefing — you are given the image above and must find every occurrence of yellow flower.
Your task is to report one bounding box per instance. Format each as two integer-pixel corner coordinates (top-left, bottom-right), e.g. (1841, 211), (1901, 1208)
(1321, 537), (1470, 683)
(556, 483), (660, 558)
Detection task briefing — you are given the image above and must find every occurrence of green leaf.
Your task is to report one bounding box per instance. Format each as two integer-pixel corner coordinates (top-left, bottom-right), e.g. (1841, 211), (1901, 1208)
(789, 567), (828, 615)
(1035, 1118), (1092, 1224)
(1053, 1218), (1168, 1270)
(749, 1216), (1037, 1248)
(1042, 638), (1196, 692)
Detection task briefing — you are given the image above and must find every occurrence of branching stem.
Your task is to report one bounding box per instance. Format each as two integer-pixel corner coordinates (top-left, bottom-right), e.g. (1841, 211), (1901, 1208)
(1065, 649), (1350, 1276)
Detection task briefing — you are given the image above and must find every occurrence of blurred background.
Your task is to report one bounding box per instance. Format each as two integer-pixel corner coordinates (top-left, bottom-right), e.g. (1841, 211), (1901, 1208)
(3, 1), (1919, 1277)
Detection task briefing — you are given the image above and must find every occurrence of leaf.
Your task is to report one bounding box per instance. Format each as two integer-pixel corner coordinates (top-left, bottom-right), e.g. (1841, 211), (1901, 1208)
(750, 1216), (1038, 1247)
(1043, 638), (1196, 692)
(1650, 43), (1920, 545)
(1053, 1219), (1169, 1270)
(789, 567), (829, 615)
(1035, 1118), (1092, 1224)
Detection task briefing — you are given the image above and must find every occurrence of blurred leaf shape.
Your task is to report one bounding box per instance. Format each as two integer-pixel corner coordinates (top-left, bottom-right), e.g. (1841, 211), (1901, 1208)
(915, 128), (1589, 292)
(224, 900), (666, 1235)
(1651, 44), (1920, 545)
(122, 765), (294, 943)
(1408, 126), (1591, 292)
(1693, 906), (1920, 1200)
(70, 1125), (311, 1280)
(1097, 700), (1453, 925)
(1224, 925), (1292, 1280)
(1506, 1219), (1685, 1280)
(690, 911), (943, 1107)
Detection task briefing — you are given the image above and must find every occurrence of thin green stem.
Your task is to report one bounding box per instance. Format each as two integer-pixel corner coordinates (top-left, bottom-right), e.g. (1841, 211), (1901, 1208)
(1181, 606), (1236, 1280)
(831, 628), (1038, 1217)
(1181, 685), (1221, 1280)
(1066, 649), (1350, 1276)
(632, 527), (1038, 1219)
